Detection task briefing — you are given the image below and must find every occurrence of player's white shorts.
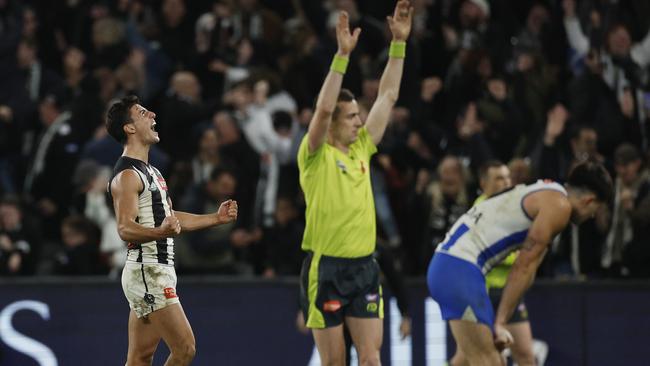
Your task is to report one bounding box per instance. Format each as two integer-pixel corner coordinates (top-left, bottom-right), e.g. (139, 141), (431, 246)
(121, 262), (180, 318)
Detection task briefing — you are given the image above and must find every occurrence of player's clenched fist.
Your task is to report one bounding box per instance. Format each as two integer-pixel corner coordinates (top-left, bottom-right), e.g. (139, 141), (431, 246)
(160, 215), (181, 236)
(217, 199), (238, 224)
(494, 323), (514, 351)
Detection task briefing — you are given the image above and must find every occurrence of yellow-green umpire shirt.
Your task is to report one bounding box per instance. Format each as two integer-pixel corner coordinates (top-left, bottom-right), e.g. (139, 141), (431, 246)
(297, 127), (378, 258)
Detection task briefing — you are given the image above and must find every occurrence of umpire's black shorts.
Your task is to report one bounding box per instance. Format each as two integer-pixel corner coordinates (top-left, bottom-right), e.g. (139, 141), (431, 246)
(300, 251), (383, 328)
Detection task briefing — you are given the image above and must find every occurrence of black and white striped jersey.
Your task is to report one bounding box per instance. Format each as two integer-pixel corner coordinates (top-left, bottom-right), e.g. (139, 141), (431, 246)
(109, 156), (175, 266)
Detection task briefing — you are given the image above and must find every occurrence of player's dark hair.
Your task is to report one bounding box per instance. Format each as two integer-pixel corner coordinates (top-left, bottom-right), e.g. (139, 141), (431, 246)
(333, 88), (356, 120)
(567, 161), (613, 203)
(106, 95), (139, 144)
(479, 160), (505, 180)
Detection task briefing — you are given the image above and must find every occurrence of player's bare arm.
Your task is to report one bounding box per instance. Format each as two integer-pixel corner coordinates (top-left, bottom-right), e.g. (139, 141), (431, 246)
(307, 11), (360, 153)
(494, 191), (571, 347)
(365, 0), (413, 145)
(111, 169), (181, 243)
(174, 199), (238, 232)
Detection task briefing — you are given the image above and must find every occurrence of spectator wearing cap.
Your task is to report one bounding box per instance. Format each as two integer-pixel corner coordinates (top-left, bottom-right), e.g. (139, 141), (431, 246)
(602, 143), (650, 274)
(24, 94), (79, 241)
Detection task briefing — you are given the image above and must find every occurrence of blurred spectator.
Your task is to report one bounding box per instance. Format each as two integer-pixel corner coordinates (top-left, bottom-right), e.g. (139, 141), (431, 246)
(223, 78), (292, 227)
(508, 157), (533, 185)
(24, 94), (80, 241)
(0, 196), (41, 275)
(158, 0), (194, 69)
(90, 17), (130, 69)
(411, 156), (470, 273)
(191, 126), (222, 184)
(178, 167), (255, 274)
(262, 196), (304, 277)
(476, 75), (525, 161)
(531, 104), (603, 182)
(564, 0), (650, 155)
(12, 37), (64, 103)
(447, 101), (494, 173)
(210, 110), (260, 228)
(71, 160), (125, 278)
(603, 144), (650, 274)
(0, 104), (21, 194)
(53, 215), (107, 276)
(158, 71), (210, 161)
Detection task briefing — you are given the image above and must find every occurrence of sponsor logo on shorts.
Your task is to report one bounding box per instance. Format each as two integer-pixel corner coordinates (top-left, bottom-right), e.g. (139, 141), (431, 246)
(366, 293), (378, 302)
(366, 303), (378, 313)
(323, 300), (342, 312)
(164, 287), (177, 299)
(143, 293), (155, 305)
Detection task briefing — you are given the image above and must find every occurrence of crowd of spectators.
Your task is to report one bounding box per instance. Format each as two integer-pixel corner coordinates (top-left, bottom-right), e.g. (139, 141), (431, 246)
(1, 0), (649, 279)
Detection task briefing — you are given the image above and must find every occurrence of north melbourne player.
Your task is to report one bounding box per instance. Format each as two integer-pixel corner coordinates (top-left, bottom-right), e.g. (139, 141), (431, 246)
(427, 161), (612, 365)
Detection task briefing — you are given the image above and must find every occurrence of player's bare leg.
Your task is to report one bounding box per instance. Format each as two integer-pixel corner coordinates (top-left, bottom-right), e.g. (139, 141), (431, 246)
(312, 324), (346, 366)
(126, 310), (161, 366)
(507, 321), (535, 366)
(346, 317), (382, 366)
(450, 349), (469, 366)
(449, 320), (504, 366)
(147, 303), (196, 366)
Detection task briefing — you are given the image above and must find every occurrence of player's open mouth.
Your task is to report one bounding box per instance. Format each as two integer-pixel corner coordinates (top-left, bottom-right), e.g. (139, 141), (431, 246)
(151, 122), (157, 131)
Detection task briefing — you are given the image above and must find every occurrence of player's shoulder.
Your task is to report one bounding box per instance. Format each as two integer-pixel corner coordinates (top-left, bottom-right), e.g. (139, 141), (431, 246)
(526, 187), (571, 219)
(525, 179), (567, 194)
(111, 168), (144, 195)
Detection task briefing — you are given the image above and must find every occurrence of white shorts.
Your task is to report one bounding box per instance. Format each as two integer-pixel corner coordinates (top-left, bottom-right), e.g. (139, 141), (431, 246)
(121, 262), (180, 318)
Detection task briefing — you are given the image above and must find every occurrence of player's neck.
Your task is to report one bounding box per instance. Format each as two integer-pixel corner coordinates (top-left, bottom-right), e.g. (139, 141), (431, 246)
(122, 144), (150, 164)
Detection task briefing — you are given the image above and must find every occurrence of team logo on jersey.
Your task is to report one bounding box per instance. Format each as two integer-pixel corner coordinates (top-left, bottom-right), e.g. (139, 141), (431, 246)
(336, 160), (348, 174)
(323, 300), (342, 312)
(143, 293), (155, 305)
(164, 287), (178, 299)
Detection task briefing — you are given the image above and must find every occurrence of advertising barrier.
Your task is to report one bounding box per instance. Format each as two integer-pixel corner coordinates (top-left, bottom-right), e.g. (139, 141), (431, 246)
(0, 278), (648, 365)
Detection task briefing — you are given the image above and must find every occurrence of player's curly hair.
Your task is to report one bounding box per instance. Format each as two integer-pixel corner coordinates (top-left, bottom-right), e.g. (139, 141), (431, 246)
(567, 161), (613, 204)
(106, 95), (140, 144)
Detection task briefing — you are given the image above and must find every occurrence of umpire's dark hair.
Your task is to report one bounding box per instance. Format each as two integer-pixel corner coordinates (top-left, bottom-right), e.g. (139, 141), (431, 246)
(567, 161), (613, 203)
(106, 95), (140, 144)
(479, 159), (506, 180)
(332, 88), (356, 121)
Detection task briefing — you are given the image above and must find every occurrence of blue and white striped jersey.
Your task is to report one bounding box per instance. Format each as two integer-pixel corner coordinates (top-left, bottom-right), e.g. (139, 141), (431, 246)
(435, 180), (567, 274)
